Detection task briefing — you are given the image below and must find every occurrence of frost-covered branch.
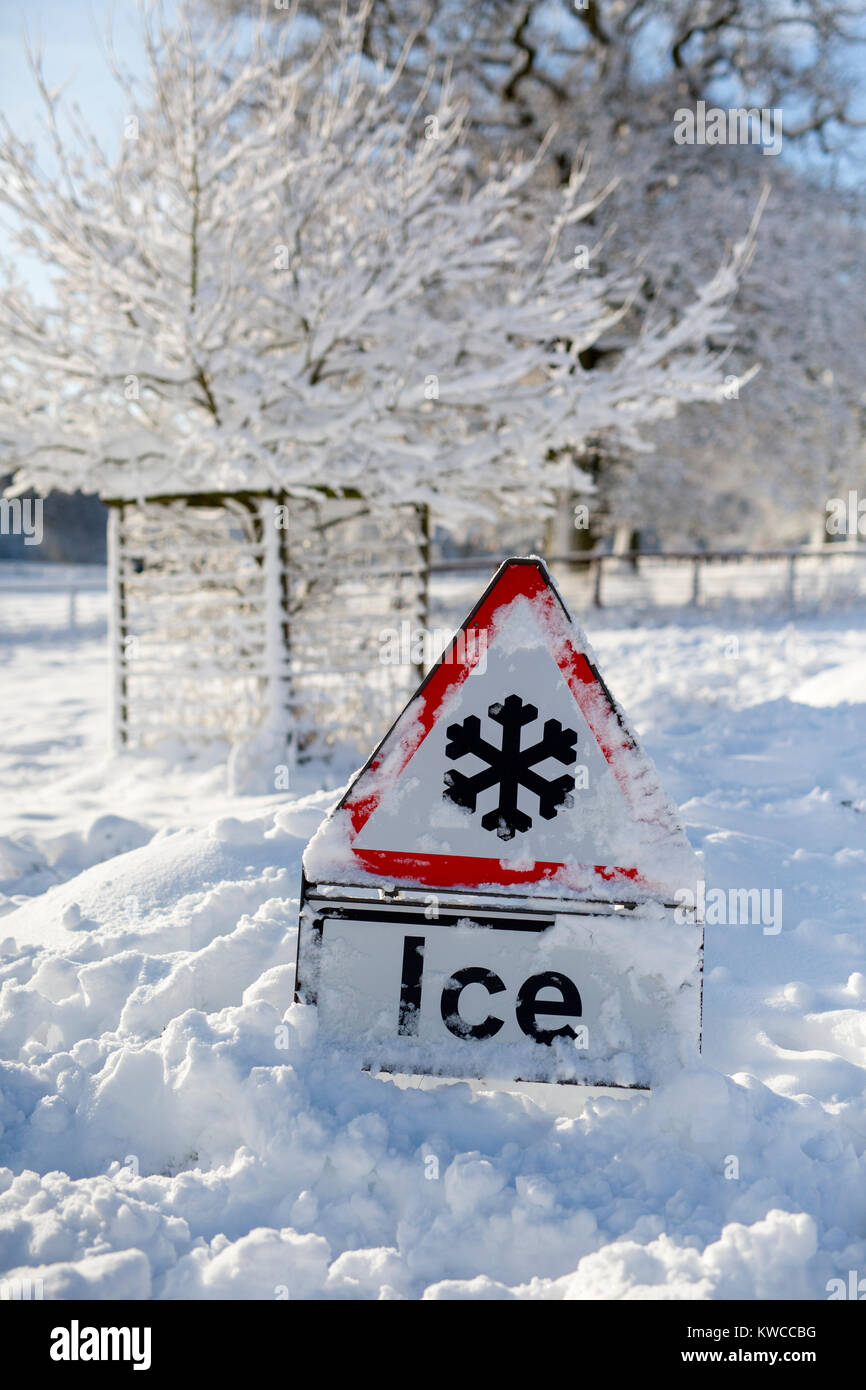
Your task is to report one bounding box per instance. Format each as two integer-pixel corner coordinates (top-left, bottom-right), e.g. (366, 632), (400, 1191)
(0, 3), (754, 524)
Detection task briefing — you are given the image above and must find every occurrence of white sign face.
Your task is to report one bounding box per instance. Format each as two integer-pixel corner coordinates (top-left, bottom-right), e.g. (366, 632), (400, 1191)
(298, 561), (704, 1087)
(303, 557), (703, 904)
(298, 897), (703, 1088)
(354, 633), (627, 868)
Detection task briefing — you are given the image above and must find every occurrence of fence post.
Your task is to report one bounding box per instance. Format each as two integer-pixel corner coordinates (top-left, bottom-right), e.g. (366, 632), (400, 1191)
(263, 496), (293, 770)
(787, 553), (797, 607)
(691, 557), (702, 607)
(106, 505), (128, 750)
(593, 556), (604, 608)
(415, 502), (431, 682)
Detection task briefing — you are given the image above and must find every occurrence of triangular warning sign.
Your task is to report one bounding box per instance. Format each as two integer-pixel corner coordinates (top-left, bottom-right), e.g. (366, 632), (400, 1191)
(304, 558), (701, 903)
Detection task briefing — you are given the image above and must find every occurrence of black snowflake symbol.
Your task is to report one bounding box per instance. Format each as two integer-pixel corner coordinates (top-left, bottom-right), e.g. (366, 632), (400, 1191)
(444, 693), (578, 840)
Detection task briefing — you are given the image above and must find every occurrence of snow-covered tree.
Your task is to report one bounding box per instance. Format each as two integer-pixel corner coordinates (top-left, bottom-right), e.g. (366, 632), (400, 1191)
(214, 0), (866, 545)
(0, 3), (756, 528)
(602, 163), (866, 546)
(264, 1), (865, 157)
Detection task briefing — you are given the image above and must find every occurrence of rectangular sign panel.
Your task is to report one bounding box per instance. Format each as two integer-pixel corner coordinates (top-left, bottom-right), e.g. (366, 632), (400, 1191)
(296, 894), (702, 1088)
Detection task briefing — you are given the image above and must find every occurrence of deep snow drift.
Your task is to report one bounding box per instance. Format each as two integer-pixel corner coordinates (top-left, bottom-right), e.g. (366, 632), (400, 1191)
(1, 595), (865, 1300)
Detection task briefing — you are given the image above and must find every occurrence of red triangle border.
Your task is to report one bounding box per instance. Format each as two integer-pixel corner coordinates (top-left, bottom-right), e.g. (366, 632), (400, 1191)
(332, 558), (672, 893)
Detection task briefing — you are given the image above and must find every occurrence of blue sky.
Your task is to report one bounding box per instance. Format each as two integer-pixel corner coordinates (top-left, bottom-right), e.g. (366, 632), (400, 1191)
(2, 0), (863, 299)
(0, 1), (147, 144)
(0, 1), (154, 296)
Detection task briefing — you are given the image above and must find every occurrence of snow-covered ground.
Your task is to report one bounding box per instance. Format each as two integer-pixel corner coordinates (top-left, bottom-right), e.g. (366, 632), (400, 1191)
(1, 577), (865, 1300)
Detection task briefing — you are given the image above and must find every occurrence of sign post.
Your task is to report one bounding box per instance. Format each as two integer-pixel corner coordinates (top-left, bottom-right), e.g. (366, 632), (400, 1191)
(296, 558), (703, 1088)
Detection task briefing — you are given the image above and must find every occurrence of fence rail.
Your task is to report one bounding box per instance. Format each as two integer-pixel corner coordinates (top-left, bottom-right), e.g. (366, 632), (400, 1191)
(0, 564), (108, 635)
(432, 545), (866, 611)
(1, 545), (864, 644)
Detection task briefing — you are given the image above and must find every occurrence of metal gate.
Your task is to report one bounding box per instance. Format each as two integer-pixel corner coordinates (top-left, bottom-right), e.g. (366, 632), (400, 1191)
(107, 492), (427, 762)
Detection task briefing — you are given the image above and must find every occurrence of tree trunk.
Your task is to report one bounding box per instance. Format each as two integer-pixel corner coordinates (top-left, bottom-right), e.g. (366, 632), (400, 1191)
(545, 489), (599, 567)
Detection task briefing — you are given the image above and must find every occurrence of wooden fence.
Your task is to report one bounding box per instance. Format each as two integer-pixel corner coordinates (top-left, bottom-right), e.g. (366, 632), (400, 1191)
(430, 546), (866, 612)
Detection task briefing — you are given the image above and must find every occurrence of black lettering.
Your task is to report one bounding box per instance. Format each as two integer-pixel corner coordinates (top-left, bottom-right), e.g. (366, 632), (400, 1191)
(440, 966), (505, 1039)
(398, 935), (425, 1035)
(515, 971), (582, 1043)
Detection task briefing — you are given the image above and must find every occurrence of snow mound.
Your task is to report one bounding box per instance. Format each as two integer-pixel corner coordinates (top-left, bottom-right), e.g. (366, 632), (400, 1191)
(789, 656), (866, 708)
(1, 801), (864, 1300)
(1, 614), (864, 1300)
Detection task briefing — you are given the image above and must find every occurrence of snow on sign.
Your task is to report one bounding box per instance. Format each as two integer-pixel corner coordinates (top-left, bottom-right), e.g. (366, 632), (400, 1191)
(305, 557), (699, 899)
(297, 558), (704, 1087)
